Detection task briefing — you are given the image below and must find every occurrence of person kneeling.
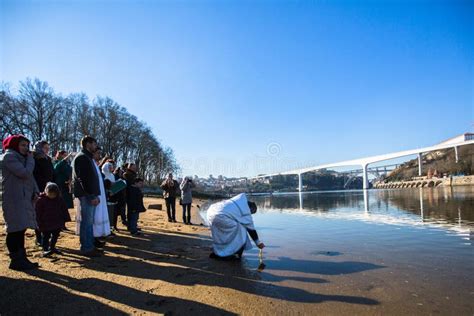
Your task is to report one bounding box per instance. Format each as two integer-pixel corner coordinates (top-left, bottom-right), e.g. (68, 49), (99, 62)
(127, 178), (146, 235)
(207, 193), (265, 260)
(35, 182), (71, 257)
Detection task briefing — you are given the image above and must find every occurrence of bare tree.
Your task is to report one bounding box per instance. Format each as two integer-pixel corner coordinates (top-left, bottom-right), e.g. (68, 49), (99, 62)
(0, 78), (179, 184)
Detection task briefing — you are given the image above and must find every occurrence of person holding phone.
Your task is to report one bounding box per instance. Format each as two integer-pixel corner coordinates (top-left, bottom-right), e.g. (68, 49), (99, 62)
(1, 135), (40, 270)
(160, 173), (180, 222)
(179, 176), (195, 225)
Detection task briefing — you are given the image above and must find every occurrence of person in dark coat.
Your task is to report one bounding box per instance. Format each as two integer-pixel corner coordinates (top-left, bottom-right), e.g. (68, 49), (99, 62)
(35, 182), (71, 257)
(1, 135), (39, 271)
(180, 176), (195, 225)
(126, 178), (146, 235)
(33, 140), (54, 245)
(72, 136), (102, 257)
(33, 140), (54, 191)
(160, 173), (180, 222)
(123, 163), (138, 230)
(112, 167), (127, 229)
(112, 168), (128, 231)
(53, 150), (74, 209)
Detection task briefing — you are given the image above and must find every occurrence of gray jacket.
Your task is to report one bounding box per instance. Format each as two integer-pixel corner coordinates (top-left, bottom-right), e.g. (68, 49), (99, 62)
(179, 179), (195, 205)
(1, 150), (39, 233)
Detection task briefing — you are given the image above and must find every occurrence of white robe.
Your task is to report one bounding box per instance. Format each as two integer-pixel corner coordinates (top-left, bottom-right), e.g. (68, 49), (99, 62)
(207, 193), (256, 257)
(75, 163), (111, 237)
(93, 163), (111, 237)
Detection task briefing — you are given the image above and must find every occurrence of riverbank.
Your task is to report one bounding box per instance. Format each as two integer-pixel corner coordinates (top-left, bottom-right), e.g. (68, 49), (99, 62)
(2, 195), (471, 315)
(374, 174), (474, 189)
(0, 196), (315, 315)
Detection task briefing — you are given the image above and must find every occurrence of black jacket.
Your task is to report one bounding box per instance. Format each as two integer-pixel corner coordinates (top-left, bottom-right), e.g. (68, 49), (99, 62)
(72, 149), (100, 198)
(33, 153), (54, 192)
(127, 185), (146, 213)
(160, 179), (180, 198)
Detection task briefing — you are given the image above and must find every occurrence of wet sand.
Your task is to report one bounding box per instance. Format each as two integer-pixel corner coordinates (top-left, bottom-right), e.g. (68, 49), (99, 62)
(0, 196), (472, 315)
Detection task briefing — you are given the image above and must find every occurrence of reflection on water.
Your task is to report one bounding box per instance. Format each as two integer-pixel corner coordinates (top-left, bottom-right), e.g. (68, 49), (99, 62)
(253, 187), (474, 239)
(201, 187), (474, 313)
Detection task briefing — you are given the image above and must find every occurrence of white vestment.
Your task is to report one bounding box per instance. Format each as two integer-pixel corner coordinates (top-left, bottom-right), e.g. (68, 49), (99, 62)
(207, 193), (256, 257)
(75, 163), (111, 237)
(92, 163), (111, 237)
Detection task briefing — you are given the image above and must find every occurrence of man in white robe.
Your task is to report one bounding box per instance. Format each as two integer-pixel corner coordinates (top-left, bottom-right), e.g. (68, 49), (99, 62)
(207, 193), (265, 260)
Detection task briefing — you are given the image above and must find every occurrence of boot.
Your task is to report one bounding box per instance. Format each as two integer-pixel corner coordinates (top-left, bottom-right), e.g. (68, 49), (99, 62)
(20, 249), (39, 269)
(9, 250), (37, 271)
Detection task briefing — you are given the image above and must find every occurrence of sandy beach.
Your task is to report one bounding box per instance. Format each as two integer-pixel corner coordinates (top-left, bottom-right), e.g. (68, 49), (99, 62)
(0, 197), (286, 316)
(1, 196), (472, 315)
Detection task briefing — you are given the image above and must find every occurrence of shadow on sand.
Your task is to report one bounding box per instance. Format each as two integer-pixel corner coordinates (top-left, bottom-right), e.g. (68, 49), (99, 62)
(1, 223), (384, 315)
(29, 227), (384, 308)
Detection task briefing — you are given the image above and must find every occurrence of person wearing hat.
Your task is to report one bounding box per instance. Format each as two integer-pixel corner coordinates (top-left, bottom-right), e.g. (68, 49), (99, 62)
(1, 135), (40, 270)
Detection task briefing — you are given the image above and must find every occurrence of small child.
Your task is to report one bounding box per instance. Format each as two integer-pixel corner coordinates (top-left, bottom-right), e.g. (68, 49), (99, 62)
(35, 182), (71, 257)
(126, 178), (146, 235)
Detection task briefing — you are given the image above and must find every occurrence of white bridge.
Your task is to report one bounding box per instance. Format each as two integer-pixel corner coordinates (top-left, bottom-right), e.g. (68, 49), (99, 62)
(253, 133), (474, 191)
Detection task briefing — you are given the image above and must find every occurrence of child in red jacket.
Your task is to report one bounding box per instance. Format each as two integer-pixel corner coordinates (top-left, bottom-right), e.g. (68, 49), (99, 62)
(35, 182), (71, 257)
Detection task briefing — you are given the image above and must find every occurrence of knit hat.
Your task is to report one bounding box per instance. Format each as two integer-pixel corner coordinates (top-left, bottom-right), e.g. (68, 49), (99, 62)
(2, 135), (30, 152)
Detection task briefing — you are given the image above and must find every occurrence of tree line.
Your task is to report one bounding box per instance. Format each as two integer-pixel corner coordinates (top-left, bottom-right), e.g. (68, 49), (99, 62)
(0, 77), (179, 184)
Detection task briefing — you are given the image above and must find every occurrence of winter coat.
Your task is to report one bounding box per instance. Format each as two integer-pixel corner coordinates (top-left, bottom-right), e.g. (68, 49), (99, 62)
(0, 150), (39, 233)
(53, 159), (74, 208)
(179, 179), (195, 204)
(160, 179), (180, 199)
(35, 193), (71, 232)
(126, 186), (146, 213)
(72, 149), (100, 199)
(33, 152), (54, 192)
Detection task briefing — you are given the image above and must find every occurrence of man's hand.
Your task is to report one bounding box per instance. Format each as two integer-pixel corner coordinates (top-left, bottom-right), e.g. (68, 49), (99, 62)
(89, 197), (100, 206)
(257, 242), (265, 249)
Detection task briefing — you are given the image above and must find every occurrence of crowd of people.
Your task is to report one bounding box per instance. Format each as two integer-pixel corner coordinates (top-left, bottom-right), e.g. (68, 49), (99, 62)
(1, 133), (265, 273)
(0, 134), (196, 271)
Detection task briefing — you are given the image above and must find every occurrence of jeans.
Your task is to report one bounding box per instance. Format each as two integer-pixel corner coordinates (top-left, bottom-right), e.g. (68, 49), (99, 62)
(42, 229), (60, 251)
(128, 211), (139, 233)
(6, 230), (26, 254)
(165, 197), (176, 221)
(79, 197), (97, 252)
(182, 203), (191, 223)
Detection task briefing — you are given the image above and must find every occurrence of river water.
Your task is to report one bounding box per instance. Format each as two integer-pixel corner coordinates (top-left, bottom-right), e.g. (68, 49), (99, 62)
(208, 187), (474, 314)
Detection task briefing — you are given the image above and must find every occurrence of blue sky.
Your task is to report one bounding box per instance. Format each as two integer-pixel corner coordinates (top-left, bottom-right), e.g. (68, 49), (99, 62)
(1, 0), (473, 177)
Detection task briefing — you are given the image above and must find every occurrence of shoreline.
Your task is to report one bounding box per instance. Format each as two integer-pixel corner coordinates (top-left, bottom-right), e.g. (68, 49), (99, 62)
(1, 195), (472, 314)
(1, 197), (293, 315)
